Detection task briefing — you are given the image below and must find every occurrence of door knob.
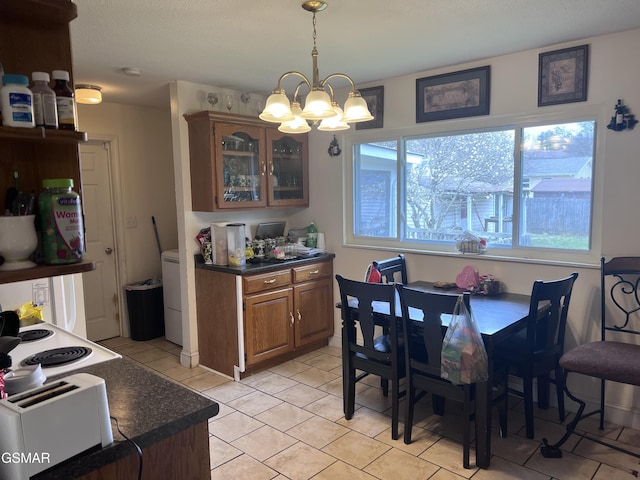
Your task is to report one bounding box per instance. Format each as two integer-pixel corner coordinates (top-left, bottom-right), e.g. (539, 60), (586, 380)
(105, 247), (113, 255)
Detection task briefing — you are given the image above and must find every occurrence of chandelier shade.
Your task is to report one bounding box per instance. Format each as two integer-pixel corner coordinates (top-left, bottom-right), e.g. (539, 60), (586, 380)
(259, 1), (373, 134)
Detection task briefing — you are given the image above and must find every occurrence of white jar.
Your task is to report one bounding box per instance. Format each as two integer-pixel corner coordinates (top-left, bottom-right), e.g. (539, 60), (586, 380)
(1, 74), (34, 128)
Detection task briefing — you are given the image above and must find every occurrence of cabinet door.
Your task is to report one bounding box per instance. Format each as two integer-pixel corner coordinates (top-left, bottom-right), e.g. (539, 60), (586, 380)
(294, 277), (334, 347)
(244, 287), (294, 365)
(215, 123), (267, 209)
(266, 130), (309, 207)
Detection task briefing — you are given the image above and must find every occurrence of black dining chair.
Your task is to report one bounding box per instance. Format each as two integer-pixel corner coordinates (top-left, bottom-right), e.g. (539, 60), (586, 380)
(494, 272), (578, 439)
(542, 257), (640, 459)
(336, 274), (405, 440)
(396, 285), (508, 469)
(375, 254), (408, 284)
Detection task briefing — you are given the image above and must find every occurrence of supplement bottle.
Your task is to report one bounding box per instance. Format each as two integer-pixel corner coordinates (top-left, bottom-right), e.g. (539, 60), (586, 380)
(306, 222), (318, 248)
(38, 179), (85, 264)
(51, 70), (77, 131)
(31, 71), (58, 128)
(0, 74), (34, 128)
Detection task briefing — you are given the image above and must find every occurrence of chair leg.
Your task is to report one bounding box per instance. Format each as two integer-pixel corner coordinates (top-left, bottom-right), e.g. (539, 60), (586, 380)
(462, 386), (471, 469)
(344, 366), (356, 420)
(404, 382), (415, 444)
(391, 375), (399, 440)
(432, 394), (445, 415)
(555, 365), (565, 422)
(599, 378), (606, 430)
(537, 374), (550, 409)
(523, 375), (535, 439)
(381, 377), (389, 397)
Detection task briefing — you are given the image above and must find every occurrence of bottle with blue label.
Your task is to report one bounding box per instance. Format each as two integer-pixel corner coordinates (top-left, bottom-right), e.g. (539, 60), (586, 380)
(0, 74), (34, 128)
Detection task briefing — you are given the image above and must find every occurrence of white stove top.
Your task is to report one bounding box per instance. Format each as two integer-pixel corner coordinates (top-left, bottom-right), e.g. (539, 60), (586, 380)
(9, 323), (121, 378)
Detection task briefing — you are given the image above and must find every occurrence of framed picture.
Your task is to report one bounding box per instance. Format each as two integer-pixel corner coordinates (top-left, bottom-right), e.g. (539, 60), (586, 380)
(416, 66), (490, 123)
(355, 86), (384, 130)
(538, 44), (588, 106)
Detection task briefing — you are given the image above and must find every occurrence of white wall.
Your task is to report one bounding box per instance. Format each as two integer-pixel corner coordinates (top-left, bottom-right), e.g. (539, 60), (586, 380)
(76, 102), (176, 334)
(283, 28), (640, 426)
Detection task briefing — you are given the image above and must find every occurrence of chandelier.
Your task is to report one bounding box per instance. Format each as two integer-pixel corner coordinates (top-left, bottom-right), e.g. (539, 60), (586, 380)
(259, 1), (374, 134)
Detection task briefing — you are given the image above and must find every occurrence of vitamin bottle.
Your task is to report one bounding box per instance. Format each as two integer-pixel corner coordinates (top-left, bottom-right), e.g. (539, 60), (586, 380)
(31, 71), (58, 129)
(38, 179), (85, 264)
(51, 70), (77, 131)
(0, 74), (34, 128)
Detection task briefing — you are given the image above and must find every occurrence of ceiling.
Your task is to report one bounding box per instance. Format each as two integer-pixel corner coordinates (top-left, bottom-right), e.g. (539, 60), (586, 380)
(69, 0), (640, 108)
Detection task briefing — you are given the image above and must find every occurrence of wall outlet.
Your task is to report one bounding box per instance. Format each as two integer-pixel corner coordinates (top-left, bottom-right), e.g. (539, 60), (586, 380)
(126, 216), (137, 228)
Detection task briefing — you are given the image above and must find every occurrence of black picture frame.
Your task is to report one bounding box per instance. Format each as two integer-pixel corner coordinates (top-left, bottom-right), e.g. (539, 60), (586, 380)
(416, 66), (490, 123)
(355, 86), (384, 130)
(538, 44), (588, 106)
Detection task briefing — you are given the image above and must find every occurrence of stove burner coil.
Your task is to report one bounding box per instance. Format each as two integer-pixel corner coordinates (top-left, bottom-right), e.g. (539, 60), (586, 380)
(17, 329), (54, 343)
(21, 346), (92, 368)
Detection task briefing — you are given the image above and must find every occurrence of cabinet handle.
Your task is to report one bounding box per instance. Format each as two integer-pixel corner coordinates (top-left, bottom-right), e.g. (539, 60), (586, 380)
(290, 312), (294, 326)
(308, 269), (320, 275)
(297, 309), (301, 323)
(263, 278), (277, 284)
(262, 161), (266, 176)
(270, 163), (274, 176)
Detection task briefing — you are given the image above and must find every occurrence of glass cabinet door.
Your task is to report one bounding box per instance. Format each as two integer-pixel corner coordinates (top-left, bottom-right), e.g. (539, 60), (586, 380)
(267, 130), (309, 207)
(215, 123), (266, 208)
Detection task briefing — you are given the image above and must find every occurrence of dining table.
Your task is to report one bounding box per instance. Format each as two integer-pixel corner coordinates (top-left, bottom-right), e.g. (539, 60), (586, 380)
(343, 280), (535, 469)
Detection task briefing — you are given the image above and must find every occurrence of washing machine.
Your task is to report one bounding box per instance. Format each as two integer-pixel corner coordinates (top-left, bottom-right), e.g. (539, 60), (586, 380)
(161, 249), (182, 345)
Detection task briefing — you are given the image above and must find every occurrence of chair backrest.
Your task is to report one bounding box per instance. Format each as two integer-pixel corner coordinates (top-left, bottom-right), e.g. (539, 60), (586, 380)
(336, 274), (399, 363)
(525, 272), (578, 356)
(601, 256), (640, 339)
(396, 285), (471, 377)
(375, 254), (408, 284)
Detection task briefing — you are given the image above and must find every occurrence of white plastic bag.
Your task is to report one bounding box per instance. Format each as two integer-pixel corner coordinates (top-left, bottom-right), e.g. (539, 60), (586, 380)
(441, 295), (489, 384)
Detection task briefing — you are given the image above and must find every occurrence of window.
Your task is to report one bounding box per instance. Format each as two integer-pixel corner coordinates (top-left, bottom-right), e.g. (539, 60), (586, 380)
(351, 120), (596, 259)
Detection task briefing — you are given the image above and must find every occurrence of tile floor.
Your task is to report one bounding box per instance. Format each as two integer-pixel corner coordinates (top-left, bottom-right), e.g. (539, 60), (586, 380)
(100, 335), (640, 480)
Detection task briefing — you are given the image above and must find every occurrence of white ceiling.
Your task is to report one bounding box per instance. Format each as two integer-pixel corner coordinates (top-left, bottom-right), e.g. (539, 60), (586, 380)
(69, 0), (640, 108)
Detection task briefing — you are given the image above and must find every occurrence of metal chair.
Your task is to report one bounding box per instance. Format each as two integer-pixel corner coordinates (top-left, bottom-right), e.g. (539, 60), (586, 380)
(336, 274), (405, 440)
(396, 285), (508, 468)
(494, 272), (579, 439)
(542, 257), (640, 458)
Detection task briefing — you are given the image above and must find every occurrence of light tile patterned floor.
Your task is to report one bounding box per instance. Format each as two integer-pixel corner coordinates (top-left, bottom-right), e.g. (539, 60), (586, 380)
(101, 335), (640, 480)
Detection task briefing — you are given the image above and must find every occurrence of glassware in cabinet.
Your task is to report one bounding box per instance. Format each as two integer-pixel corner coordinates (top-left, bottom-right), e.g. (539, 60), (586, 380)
(215, 123), (267, 208)
(267, 129), (309, 207)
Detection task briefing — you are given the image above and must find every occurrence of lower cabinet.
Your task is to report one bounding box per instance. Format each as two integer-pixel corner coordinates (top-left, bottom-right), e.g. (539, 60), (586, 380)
(196, 257), (334, 378)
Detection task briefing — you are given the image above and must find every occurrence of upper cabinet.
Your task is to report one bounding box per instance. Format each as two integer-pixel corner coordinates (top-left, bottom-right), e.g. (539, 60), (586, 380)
(185, 111), (309, 211)
(0, 0), (94, 284)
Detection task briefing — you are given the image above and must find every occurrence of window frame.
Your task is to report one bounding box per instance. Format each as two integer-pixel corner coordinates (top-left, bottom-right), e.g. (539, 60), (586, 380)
(343, 107), (605, 267)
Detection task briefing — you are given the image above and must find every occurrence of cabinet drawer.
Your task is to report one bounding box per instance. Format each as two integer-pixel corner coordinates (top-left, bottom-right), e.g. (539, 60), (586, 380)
(244, 270), (292, 294)
(293, 262), (332, 283)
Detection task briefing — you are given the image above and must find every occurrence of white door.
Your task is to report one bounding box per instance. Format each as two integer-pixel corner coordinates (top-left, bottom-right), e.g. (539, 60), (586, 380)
(81, 142), (120, 341)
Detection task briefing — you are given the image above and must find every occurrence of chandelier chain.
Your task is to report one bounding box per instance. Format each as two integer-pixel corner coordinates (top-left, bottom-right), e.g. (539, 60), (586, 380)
(312, 12), (317, 49)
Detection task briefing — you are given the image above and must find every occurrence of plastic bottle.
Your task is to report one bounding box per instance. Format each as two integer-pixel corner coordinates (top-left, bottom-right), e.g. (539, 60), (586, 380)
(31, 72), (58, 129)
(51, 70), (77, 131)
(306, 222), (318, 248)
(38, 178), (85, 264)
(0, 74), (34, 128)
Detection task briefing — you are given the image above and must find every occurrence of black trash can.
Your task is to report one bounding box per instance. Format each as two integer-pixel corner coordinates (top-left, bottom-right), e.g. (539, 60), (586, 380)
(125, 280), (165, 341)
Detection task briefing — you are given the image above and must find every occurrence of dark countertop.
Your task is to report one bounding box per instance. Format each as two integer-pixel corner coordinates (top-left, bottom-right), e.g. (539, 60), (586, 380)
(195, 252), (335, 275)
(34, 358), (219, 479)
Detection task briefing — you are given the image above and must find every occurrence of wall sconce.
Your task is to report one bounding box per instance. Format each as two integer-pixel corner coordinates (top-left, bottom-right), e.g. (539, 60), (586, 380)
(75, 84), (103, 105)
(607, 99), (637, 132)
(328, 135), (341, 157)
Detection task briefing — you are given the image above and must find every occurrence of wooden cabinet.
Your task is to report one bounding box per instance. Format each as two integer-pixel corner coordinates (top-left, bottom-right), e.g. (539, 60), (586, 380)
(195, 257), (334, 378)
(0, 0), (95, 284)
(185, 111), (309, 211)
